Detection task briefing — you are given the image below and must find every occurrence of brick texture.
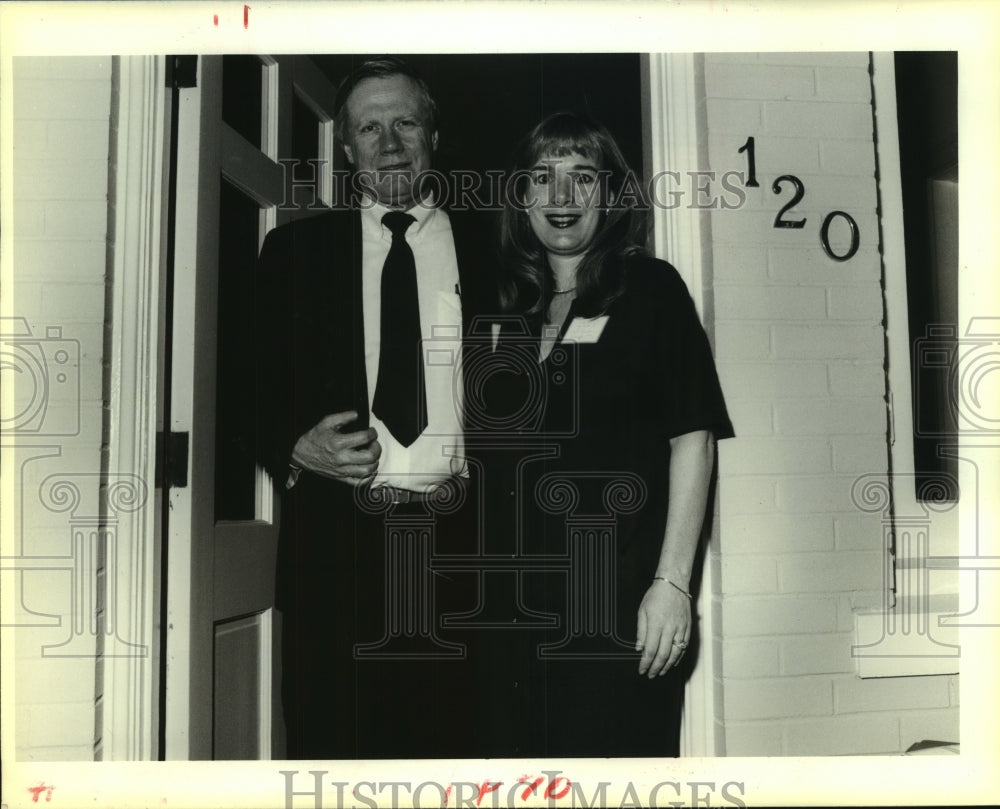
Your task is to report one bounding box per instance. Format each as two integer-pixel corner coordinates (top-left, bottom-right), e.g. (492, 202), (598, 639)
(706, 52), (957, 755)
(720, 555), (780, 595)
(721, 596), (839, 637)
(722, 513), (835, 555)
(780, 632), (856, 676)
(782, 713), (901, 756)
(11, 56), (112, 762)
(724, 676), (833, 721)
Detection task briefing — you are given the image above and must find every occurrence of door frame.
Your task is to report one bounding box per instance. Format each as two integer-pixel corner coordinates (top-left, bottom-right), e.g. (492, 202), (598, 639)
(162, 53), (222, 761)
(108, 51), (720, 761)
(102, 54), (169, 760)
(103, 54), (169, 760)
(642, 52), (720, 756)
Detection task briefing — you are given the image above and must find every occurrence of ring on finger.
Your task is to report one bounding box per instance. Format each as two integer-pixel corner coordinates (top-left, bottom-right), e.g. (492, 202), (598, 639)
(671, 640), (688, 650)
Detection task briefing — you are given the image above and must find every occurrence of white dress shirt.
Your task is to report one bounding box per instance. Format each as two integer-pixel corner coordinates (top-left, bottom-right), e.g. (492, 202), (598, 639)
(361, 199), (467, 491)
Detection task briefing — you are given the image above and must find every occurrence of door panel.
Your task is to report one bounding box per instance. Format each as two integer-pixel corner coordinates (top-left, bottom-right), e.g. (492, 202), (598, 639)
(213, 612), (269, 760)
(215, 177), (263, 522)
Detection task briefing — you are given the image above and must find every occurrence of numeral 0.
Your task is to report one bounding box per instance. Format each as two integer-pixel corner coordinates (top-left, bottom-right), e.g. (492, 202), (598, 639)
(820, 210), (860, 262)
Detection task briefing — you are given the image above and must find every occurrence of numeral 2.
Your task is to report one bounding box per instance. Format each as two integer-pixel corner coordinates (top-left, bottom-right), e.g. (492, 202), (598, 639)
(772, 175), (806, 229)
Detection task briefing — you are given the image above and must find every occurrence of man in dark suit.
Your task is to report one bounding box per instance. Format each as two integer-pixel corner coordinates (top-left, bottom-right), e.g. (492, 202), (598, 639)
(254, 57), (495, 759)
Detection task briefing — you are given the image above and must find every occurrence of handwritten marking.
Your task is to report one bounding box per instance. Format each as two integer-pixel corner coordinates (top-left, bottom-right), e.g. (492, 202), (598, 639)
(545, 777), (572, 800)
(27, 783), (55, 803)
(244, 4), (250, 28)
(440, 776), (574, 806)
(517, 776), (545, 801)
(213, 13), (218, 25)
(476, 781), (502, 806)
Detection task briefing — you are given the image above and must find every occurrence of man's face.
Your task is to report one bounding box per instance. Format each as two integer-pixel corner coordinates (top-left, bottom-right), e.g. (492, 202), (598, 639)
(341, 74), (438, 210)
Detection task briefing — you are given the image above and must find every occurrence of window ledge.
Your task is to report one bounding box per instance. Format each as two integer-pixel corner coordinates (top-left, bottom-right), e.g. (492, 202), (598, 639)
(852, 594), (960, 678)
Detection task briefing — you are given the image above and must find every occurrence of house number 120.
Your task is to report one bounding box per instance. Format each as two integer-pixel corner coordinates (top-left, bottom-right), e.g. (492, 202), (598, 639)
(738, 136), (860, 262)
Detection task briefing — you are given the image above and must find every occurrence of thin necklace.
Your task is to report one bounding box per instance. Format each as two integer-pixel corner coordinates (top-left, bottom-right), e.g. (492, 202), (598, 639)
(553, 287), (576, 295)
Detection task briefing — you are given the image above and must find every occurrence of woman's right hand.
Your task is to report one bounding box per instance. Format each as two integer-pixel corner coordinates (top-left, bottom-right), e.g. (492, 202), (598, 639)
(635, 579), (691, 678)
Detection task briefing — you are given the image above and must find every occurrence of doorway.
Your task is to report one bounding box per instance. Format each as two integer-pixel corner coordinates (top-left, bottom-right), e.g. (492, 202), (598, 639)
(158, 53), (724, 761)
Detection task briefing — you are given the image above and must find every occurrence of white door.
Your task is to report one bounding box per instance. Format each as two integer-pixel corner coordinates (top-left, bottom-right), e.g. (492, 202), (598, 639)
(164, 54), (339, 760)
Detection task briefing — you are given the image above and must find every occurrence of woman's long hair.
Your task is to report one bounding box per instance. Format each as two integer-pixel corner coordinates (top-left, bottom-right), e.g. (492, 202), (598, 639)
(498, 112), (646, 320)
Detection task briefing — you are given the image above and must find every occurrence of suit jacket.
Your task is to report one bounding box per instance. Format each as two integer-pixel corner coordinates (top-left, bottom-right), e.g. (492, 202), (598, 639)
(254, 205), (497, 487)
(252, 204), (497, 759)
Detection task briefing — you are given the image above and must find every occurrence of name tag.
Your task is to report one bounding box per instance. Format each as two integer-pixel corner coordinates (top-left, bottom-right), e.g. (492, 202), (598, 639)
(563, 315), (609, 344)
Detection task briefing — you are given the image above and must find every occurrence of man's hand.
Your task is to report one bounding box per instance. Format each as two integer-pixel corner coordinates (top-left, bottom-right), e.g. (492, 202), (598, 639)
(291, 411), (382, 486)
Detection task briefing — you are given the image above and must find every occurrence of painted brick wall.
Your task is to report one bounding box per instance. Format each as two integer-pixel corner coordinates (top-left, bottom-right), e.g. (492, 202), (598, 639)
(705, 52), (958, 755)
(10, 56), (112, 761)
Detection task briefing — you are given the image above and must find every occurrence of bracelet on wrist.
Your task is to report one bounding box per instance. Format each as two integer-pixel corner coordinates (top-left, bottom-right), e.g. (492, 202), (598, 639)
(653, 576), (692, 600)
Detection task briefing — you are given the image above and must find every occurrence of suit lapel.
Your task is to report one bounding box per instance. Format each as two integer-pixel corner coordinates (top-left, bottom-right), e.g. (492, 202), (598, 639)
(344, 210), (370, 428)
(310, 209), (370, 429)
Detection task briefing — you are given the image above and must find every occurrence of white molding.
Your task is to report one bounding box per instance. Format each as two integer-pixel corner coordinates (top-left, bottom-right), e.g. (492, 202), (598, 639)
(262, 57), (279, 162)
(872, 53), (959, 572)
(852, 53), (965, 679)
(102, 55), (168, 761)
(257, 608), (273, 760)
(165, 54), (223, 762)
(642, 52), (719, 757)
(872, 54), (915, 529)
(642, 52), (707, 319)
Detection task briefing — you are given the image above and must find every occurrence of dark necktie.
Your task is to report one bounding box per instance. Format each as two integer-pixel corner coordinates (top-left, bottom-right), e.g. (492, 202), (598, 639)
(371, 211), (427, 447)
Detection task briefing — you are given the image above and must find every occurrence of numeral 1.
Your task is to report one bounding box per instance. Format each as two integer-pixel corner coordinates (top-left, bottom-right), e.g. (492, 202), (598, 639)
(737, 136), (760, 187)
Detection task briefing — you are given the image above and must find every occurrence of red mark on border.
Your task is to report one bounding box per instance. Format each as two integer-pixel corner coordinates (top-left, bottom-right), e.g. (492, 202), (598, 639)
(27, 784), (55, 803)
(517, 775), (545, 802)
(545, 777), (572, 800)
(213, 13), (218, 25)
(244, 4), (250, 28)
(476, 781), (502, 806)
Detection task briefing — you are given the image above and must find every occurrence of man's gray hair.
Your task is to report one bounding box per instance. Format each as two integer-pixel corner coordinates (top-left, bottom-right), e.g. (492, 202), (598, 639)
(333, 56), (439, 143)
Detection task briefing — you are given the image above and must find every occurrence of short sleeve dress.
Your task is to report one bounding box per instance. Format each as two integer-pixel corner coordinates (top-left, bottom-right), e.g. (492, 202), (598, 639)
(473, 254), (733, 758)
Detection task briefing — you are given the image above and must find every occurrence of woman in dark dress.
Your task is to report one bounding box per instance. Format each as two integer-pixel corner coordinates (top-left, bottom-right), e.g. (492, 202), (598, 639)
(482, 112), (733, 757)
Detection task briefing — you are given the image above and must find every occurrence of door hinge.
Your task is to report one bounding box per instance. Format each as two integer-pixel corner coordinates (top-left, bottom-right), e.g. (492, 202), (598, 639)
(155, 431), (190, 488)
(167, 55), (198, 89)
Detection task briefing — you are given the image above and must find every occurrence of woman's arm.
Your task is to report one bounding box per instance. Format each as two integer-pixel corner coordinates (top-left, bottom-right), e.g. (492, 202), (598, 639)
(636, 429), (715, 677)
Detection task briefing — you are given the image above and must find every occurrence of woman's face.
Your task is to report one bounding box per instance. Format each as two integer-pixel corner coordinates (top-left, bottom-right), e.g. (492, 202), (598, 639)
(523, 151), (603, 264)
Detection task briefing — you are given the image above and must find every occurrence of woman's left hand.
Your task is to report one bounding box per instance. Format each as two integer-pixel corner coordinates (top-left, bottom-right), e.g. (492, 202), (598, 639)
(636, 580), (691, 677)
